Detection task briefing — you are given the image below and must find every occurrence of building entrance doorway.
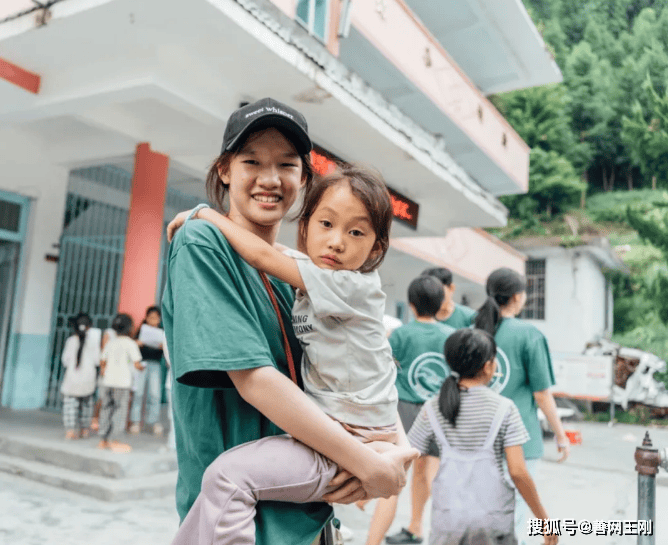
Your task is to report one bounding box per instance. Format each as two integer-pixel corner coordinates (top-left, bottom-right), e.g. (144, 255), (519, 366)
(0, 241), (19, 396)
(0, 192), (29, 403)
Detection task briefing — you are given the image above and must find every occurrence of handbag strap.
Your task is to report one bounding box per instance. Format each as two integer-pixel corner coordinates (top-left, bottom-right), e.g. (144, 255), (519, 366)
(259, 272), (299, 386)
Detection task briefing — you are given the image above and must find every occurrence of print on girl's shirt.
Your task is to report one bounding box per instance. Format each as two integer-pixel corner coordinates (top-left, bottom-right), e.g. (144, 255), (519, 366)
(292, 313), (314, 335)
(489, 347), (511, 393)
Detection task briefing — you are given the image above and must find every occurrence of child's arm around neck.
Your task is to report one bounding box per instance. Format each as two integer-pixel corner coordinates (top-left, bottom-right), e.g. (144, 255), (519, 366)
(198, 208), (307, 292)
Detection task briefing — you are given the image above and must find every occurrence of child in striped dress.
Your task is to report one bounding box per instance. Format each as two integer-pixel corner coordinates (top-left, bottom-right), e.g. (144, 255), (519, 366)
(407, 328), (558, 545)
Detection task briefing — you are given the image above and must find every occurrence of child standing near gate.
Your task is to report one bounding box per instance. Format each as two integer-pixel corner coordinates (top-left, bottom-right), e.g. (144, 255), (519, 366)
(60, 312), (100, 440)
(98, 313), (142, 453)
(407, 328), (558, 545)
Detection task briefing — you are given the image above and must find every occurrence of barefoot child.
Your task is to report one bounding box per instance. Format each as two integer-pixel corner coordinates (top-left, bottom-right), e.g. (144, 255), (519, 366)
(407, 328), (557, 545)
(60, 313), (100, 440)
(168, 164), (417, 545)
(98, 313), (142, 453)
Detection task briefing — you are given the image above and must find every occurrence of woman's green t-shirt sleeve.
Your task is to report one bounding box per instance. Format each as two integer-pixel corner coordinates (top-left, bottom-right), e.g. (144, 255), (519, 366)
(524, 331), (556, 393)
(167, 228), (276, 387)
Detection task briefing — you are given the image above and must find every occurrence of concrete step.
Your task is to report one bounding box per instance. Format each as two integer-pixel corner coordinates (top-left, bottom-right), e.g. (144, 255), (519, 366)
(0, 453), (177, 501)
(0, 435), (176, 479)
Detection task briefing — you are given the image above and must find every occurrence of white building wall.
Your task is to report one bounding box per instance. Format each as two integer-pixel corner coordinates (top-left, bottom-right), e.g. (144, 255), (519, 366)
(0, 127), (68, 335)
(0, 126), (69, 408)
(525, 247), (608, 355)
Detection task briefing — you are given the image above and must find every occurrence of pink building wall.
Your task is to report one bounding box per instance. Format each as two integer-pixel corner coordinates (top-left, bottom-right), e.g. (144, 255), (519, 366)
(391, 228), (526, 286)
(349, 0), (529, 192)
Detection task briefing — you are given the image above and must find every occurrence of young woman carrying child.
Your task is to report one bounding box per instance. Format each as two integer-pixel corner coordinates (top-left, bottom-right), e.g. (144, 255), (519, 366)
(407, 328), (558, 545)
(60, 312), (100, 440)
(98, 313), (142, 453)
(167, 162), (418, 545)
(163, 98), (416, 545)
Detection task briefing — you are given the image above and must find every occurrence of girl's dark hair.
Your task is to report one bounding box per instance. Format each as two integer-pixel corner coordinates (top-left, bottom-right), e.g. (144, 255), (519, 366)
(135, 306), (162, 338)
(422, 267), (453, 287)
(474, 267), (527, 336)
(111, 313), (134, 337)
(439, 329), (497, 427)
(68, 312), (92, 369)
(205, 128), (315, 212)
(408, 275), (444, 317)
(296, 164), (393, 273)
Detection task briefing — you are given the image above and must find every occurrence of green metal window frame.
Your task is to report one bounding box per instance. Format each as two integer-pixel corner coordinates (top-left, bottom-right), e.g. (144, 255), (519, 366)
(295, 0), (330, 43)
(0, 189), (31, 407)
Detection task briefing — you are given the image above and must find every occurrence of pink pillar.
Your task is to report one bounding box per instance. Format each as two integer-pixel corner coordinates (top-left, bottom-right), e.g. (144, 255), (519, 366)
(118, 143), (169, 331)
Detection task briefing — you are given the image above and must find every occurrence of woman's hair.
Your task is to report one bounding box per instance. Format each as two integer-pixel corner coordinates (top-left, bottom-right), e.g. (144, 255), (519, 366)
(474, 267), (527, 336)
(422, 266), (453, 287)
(438, 328), (497, 427)
(296, 164), (393, 273)
(408, 275), (444, 317)
(135, 306), (161, 339)
(205, 128), (315, 212)
(68, 312), (92, 369)
(111, 313), (134, 337)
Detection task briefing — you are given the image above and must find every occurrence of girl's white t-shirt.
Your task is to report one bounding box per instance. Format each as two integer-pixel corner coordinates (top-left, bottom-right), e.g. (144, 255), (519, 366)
(101, 336), (142, 389)
(288, 250), (398, 428)
(60, 328), (102, 397)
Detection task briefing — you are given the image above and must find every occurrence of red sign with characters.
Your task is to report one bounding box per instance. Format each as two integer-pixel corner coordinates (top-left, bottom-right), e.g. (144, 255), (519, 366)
(310, 149), (419, 229)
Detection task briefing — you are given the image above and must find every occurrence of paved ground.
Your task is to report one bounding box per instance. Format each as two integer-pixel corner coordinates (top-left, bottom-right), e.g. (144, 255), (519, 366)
(0, 418), (667, 544)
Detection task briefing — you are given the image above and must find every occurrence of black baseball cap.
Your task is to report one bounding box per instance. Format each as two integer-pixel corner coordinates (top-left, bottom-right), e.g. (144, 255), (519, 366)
(221, 98), (312, 155)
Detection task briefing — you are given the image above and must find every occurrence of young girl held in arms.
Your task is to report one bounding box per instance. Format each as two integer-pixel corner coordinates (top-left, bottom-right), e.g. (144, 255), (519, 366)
(407, 328), (558, 545)
(168, 164), (417, 545)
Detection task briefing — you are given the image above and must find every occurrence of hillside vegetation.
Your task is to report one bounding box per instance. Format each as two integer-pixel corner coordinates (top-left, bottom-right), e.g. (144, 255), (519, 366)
(487, 1), (668, 381)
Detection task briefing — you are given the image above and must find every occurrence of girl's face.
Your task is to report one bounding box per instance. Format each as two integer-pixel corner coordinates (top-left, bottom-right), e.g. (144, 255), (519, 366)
(304, 182), (380, 271)
(220, 128), (304, 238)
(146, 311), (161, 328)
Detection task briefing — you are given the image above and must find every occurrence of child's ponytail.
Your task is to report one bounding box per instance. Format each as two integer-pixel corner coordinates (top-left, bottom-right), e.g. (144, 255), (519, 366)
(69, 313), (92, 369)
(474, 268), (527, 335)
(438, 373), (462, 427)
(438, 329), (497, 427)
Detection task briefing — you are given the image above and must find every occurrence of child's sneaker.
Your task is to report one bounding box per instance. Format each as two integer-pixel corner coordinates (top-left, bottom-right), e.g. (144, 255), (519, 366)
(385, 528), (423, 544)
(153, 423), (164, 436)
(128, 423), (141, 434)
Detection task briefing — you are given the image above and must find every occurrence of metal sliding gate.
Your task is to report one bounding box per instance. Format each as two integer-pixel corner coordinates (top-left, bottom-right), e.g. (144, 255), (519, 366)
(44, 165), (201, 410)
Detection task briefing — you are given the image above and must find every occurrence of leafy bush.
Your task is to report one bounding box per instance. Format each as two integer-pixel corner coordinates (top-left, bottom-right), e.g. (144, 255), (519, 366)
(587, 189), (659, 222)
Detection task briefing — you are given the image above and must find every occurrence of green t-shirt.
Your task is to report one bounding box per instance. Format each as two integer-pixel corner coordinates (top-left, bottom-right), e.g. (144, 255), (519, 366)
(440, 303), (476, 329)
(162, 220), (331, 545)
(489, 317), (555, 460)
(390, 321), (456, 404)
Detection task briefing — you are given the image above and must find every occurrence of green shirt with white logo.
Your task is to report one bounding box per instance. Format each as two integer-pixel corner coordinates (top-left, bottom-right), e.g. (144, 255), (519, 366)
(489, 317), (555, 460)
(390, 321), (455, 404)
(439, 303), (476, 329)
(162, 220), (331, 545)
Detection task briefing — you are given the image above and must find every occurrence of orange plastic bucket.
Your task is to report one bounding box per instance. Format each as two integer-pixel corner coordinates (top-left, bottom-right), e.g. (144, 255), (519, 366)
(565, 430), (582, 445)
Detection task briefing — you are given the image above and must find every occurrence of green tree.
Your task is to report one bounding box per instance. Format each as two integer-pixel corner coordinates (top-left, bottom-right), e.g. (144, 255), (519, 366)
(622, 76), (668, 188)
(501, 148), (585, 217)
(627, 195), (668, 323)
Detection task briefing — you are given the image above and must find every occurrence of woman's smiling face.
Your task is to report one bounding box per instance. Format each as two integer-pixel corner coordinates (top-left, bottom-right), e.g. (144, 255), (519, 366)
(220, 128), (304, 236)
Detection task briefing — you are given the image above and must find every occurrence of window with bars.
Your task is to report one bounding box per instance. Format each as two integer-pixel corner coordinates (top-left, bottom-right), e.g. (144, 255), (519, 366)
(0, 199), (21, 233)
(521, 258), (546, 320)
(296, 0), (329, 42)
